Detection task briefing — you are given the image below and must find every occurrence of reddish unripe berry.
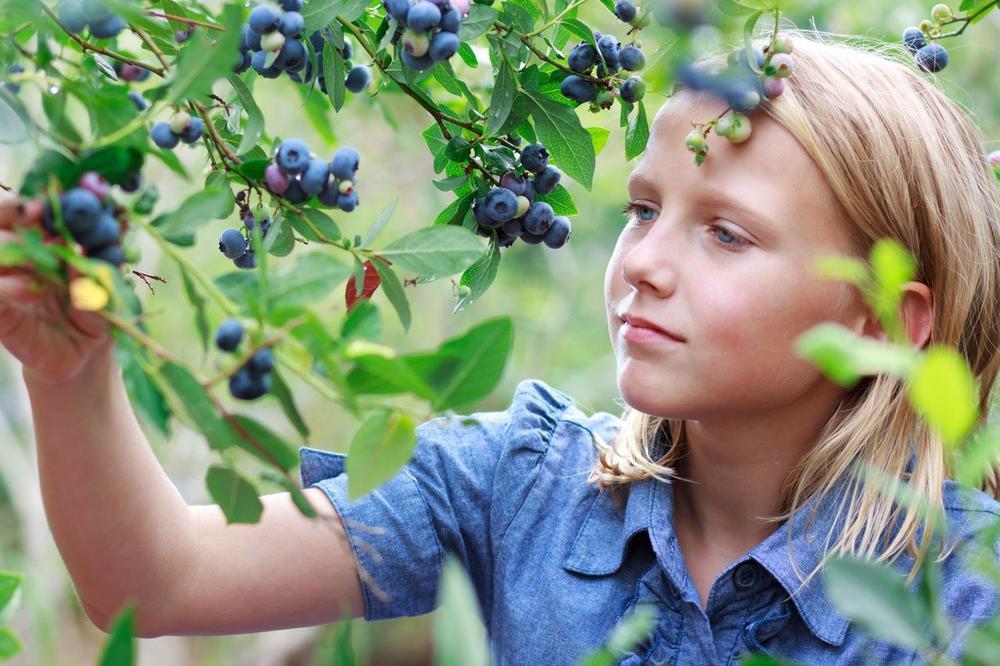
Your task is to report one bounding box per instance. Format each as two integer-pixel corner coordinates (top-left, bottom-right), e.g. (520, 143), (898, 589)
(265, 163), (290, 194)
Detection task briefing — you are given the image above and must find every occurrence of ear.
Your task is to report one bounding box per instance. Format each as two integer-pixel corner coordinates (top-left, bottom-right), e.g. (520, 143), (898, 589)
(855, 281), (934, 349)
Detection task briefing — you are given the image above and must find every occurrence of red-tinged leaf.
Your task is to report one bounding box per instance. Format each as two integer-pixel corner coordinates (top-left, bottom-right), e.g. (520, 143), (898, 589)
(345, 259), (382, 312)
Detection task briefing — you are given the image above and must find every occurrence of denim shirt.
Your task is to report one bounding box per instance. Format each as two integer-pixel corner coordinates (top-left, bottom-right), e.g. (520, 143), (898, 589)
(298, 379), (1000, 665)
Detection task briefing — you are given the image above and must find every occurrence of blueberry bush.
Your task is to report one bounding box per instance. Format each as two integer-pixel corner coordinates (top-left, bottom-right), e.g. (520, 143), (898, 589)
(0, 0), (998, 663)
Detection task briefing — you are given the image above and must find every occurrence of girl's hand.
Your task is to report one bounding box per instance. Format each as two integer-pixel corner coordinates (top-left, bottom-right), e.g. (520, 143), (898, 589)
(0, 196), (113, 385)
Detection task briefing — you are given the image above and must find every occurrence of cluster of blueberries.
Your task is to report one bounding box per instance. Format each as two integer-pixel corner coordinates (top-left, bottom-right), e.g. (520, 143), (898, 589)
(472, 143), (571, 249)
(384, 0), (469, 71)
(56, 0), (126, 39)
(149, 110), (205, 150)
(40, 171), (133, 266)
(218, 211), (271, 270)
(233, 1), (371, 95)
(560, 1), (648, 108)
(265, 138), (362, 211)
(902, 3), (957, 74)
(214, 318), (274, 401)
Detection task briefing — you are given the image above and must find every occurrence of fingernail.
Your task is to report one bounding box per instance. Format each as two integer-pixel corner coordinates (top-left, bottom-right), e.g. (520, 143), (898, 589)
(15, 202), (25, 218)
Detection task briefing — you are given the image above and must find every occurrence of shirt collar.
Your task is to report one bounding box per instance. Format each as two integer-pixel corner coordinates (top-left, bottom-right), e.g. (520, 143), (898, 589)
(561, 450), (906, 648)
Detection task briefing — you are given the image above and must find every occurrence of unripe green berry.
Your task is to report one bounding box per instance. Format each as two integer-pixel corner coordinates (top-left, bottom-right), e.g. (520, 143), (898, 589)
(919, 19), (933, 32)
(769, 32), (793, 54)
(630, 12), (650, 28)
(685, 129), (707, 152)
(515, 195), (530, 218)
(261, 30), (286, 52)
(457, 284), (471, 297)
(593, 88), (614, 110)
(169, 111), (190, 134)
(930, 3), (953, 23)
(725, 114), (751, 144)
(714, 115), (735, 138)
(123, 243), (141, 264)
(764, 53), (794, 79)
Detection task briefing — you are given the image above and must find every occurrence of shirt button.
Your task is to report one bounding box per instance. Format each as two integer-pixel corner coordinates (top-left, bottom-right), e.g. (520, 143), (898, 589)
(732, 561), (759, 590)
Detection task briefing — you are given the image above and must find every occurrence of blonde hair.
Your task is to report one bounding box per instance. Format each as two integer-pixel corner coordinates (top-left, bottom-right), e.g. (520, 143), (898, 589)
(588, 26), (1000, 594)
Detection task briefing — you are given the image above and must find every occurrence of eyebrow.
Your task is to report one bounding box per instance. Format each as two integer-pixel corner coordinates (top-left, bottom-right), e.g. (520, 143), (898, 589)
(626, 171), (777, 234)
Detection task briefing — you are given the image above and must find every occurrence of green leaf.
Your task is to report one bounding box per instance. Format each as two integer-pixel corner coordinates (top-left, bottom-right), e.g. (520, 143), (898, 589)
(824, 556), (932, 652)
(341, 299), (381, 342)
(346, 409), (417, 500)
(322, 40), (347, 111)
(424, 316), (513, 411)
(534, 184), (577, 216)
(267, 252), (353, 310)
(227, 75), (265, 156)
(178, 264), (211, 356)
(434, 556), (491, 666)
(370, 257), (412, 332)
(380, 226), (485, 280)
(118, 341), (172, 439)
(588, 126), (610, 155)
(154, 187), (233, 236)
(162, 3), (243, 104)
(459, 5), (499, 41)
(523, 89), (595, 190)
(486, 60), (517, 136)
(230, 415), (300, 471)
(96, 605), (136, 666)
(907, 346), (979, 447)
(158, 362), (241, 452)
(289, 208), (342, 243)
(263, 209), (295, 256)
(0, 627), (23, 659)
(206, 465), (265, 524)
(302, 0), (339, 31)
(269, 368), (310, 440)
(362, 197), (398, 248)
(954, 424), (1000, 488)
(557, 18), (596, 46)
(793, 323), (920, 387)
(433, 192), (475, 227)
(0, 572), (22, 624)
(579, 604), (656, 666)
(454, 241), (500, 313)
(625, 100), (649, 160)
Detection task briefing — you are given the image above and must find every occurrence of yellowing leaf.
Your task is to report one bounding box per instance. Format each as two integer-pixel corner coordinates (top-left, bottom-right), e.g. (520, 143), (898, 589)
(69, 277), (109, 311)
(343, 339), (396, 359)
(907, 346), (979, 447)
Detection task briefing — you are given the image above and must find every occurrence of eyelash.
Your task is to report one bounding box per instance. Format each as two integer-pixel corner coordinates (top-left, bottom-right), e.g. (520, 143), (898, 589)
(619, 200), (751, 249)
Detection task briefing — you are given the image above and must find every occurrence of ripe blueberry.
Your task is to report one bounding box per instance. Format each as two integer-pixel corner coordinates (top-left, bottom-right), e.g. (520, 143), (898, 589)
(428, 31), (460, 61)
(248, 3), (283, 35)
(401, 49), (435, 71)
(902, 27), (926, 54)
(384, 0), (410, 23)
(619, 45), (645, 71)
(440, 5), (461, 33)
(300, 158), (331, 194)
(87, 243), (125, 266)
(619, 76), (646, 103)
(276, 138), (311, 175)
(247, 348), (275, 376)
(275, 38), (306, 71)
(331, 146), (360, 179)
(484, 188), (518, 224)
(179, 117), (204, 144)
(407, 1), (442, 31)
(219, 228), (248, 259)
(560, 75), (596, 103)
(567, 42), (597, 73)
(916, 43), (948, 72)
(76, 212), (120, 249)
(61, 188), (102, 234)
(234, 248), (258, 269)
(283, 179), (309, 204)
(520, 143), (549, 173)
(279, 11), (304, 37)
(345, 64), (371, 92)
(128, 91), (148, 110)
(597, 35), (621, 70)
(523, 201), (554, 235)
(58, 0), (88, 33)
(281, 0), (303, 10)
(150, 122), (179, 149)
(543, 216), (571, 249)
(89, 14), (126, 39)
(337, 190), (359, 212)
(614, 0), (636, 23)
(532, 166), (561, 195)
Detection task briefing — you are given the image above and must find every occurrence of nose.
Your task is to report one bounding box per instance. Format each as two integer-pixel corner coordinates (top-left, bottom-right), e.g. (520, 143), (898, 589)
(620, 213), (683, 296)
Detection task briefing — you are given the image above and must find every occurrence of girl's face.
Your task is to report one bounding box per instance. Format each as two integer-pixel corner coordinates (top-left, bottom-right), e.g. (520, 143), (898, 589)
(604, 91), (867, 419)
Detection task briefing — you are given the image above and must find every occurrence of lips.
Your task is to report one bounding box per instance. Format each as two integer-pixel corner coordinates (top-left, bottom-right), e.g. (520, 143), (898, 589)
(620, 313), (685, 342)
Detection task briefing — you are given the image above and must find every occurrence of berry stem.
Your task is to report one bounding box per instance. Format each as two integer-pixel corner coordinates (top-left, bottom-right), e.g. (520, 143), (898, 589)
(131, 26), (170, 71)
(935, 0), (998, 39)
(497, 21), (602, 84)
(39, 3), (166, 78)
(193, 100), (242, 165)
(146, 11), (223, 31)
(523, 0), (589, 38)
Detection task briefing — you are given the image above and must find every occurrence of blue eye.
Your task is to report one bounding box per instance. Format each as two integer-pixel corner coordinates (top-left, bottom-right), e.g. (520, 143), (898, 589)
(620, 201), (657, 223)
(708, 223), (750, 249)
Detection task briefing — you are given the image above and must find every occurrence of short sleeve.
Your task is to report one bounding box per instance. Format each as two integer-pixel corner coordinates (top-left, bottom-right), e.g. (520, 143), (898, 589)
(298, 379), (574, 623)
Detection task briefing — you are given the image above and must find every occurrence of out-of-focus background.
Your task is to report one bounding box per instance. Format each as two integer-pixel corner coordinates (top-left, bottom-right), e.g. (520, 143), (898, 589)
(1, 0), (998, 664)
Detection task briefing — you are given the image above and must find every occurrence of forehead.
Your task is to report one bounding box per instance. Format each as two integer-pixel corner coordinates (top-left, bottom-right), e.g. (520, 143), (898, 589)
(630, 92), (851, 249)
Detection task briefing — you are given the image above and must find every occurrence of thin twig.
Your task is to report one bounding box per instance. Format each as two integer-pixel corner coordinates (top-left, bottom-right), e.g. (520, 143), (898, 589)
(147, 11), (223, 31)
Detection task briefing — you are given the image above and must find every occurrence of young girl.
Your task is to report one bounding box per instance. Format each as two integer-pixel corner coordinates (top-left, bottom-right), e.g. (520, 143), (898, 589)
(1, 27), (999, 665)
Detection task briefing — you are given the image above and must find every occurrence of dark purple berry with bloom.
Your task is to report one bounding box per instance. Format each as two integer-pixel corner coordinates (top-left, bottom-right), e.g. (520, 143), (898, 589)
(916, 43), (948, 73)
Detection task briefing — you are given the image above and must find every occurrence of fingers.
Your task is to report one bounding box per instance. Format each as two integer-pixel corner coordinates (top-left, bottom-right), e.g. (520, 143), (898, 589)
(0, 197), (43, 232)
(0, 273), (43, 307)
